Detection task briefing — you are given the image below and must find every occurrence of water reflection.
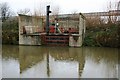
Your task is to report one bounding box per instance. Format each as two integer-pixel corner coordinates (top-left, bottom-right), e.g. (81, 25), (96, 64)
(2, 45), (19, 78)
(19, 47), (85, 78)
(82, 47), (118, 78)
(19, 46), (46, 78)
(2, 45), (118, 78)
(0, 45), (2, 79)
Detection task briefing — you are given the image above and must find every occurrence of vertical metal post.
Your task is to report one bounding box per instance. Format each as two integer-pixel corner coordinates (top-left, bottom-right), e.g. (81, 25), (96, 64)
(46, 5), (51, 34)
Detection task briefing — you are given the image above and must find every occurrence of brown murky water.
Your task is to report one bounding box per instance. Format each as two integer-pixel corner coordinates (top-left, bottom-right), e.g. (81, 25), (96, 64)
(2, 45), (118, 78)
(0, 45), (1, 79)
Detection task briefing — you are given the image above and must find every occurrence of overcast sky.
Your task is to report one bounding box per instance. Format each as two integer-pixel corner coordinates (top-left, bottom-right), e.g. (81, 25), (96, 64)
(0, 0), (119, 14)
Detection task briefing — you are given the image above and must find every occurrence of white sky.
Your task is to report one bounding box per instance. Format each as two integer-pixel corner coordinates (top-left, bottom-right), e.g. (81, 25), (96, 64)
(0, 0), (119, 14)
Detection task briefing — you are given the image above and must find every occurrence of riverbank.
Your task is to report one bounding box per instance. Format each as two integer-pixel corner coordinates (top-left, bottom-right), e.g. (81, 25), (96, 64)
(83, 24), (119, 48)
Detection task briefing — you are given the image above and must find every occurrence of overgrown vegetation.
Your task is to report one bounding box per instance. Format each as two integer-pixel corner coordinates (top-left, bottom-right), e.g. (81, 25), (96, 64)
(83, 1), (120, 47)
(2, 17), (19, 44)
(83, 24), (119, 47)
(0, 2), (18, 44)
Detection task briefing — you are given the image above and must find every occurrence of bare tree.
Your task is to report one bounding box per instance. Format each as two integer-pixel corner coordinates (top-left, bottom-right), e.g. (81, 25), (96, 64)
(51, 5), (60, 19)
(33, 1), (47, 16)
(71, 10), (79, 19)
(52, 5), (60, 16)
(0, 2), (13, 22)
(71, 10), (78, 14)
(33, 8), (44, 17)
(107, 1), (120, 24)
(17, 8), (30, 15)
(117, 1), (120, 10)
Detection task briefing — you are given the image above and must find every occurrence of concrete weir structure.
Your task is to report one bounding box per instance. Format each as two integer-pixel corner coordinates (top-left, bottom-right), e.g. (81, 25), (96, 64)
(18, 14), (44, 45)
(18, 13), (86, 47)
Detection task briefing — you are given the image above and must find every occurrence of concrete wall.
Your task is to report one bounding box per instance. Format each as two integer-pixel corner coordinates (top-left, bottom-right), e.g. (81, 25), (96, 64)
(69, 35), (83, 47)
(19, 14), (43, 45)
(69, 13), (86, 47)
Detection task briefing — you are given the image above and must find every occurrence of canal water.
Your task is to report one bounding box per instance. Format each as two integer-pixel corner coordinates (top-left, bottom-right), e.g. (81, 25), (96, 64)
(2, 45), (118, 78)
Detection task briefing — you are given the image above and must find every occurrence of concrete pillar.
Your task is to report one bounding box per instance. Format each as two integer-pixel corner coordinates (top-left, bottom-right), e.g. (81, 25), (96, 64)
(69, 34), (82, 47)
